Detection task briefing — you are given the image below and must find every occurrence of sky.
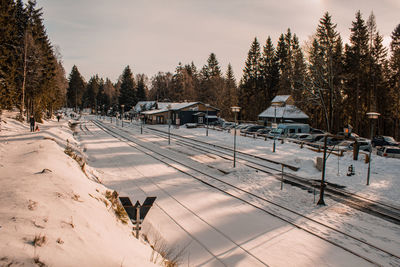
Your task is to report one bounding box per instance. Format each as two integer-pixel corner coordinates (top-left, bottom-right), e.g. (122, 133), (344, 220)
(35, 0), (400, 83)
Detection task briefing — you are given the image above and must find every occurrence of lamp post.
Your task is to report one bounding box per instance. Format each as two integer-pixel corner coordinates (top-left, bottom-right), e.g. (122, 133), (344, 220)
(366, 112), (380, 186)
(121, 104), (125, 127)
(231, 106), (241, 168)
(271, 103), (280, 153)
(205, 104), (210, 136)
(141, 115), (144, 134)
(167, 105), (171, 145)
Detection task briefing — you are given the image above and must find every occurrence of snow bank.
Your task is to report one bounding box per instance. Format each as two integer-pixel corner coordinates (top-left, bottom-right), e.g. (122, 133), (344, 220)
(0, 112), (156, 267)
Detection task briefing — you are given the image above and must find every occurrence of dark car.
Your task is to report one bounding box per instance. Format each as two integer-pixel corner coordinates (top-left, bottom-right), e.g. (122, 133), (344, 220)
(243, 125), (266, 134)
(256, 128), (271, 137)
(310, 128), (325, 134)
(371, 136), (399, 147)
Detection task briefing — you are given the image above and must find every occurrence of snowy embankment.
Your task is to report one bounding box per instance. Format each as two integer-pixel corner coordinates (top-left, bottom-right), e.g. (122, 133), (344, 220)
(0, 111), (156, 267)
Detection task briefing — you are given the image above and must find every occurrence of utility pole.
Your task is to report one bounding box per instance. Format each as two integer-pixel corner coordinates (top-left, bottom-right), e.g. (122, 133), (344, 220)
(317, 135), (328, 205)
(22, 29), (28, 119)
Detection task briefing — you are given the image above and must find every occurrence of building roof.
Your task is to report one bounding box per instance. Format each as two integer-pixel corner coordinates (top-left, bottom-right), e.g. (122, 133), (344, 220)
(258, 105), (309, 119)
(133, 101), (157, 112)
(271, 95), (291, 104)
(141, 101), (219, 116)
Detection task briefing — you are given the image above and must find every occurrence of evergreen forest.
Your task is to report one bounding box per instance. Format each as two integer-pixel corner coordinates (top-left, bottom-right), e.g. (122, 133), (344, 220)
(1, 1), (400, 139)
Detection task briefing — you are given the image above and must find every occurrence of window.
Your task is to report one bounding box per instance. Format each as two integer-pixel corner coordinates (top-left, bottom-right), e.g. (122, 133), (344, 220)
(198, 117), (203, 123)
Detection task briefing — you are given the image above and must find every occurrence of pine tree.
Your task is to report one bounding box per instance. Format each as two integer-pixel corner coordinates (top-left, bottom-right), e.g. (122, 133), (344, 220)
(149, 72), (173, 101)
(276, 33), (289, 94)
(220, 63), (237, 119)
(260, 36), (279, 106)
(84, 75), (100, 112)
(136, 74), (147, 102)
(118, 65), (136, 111)
(67, 65), (86, 111)
(389, 24), (400, 138)
(0, 0), (19, 109)
(239, 37), (262, 120)
(344, 11), (369, 135)
(308, 12), (344, 132)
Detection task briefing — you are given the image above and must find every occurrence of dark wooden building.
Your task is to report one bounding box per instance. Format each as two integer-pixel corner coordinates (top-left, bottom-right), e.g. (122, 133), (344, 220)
(142, 102), (219, 125)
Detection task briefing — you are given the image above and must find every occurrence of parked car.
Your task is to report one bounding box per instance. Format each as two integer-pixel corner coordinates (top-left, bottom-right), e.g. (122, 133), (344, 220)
(313, 136), (342, 148)
(239, 124), (255, 133)
(377, 146), (400, 158)
(256, 128), (272, 137)
(276, 123), (311, 136)
(336, 131), (360, 139)
(291, 133), (312, 140)
(242, 125), (266, 134)
(185, 123), (198, 128)
(337, 139), (371, 152)
(372, 136), (399, 147)
(354, 139), (372, 152)
(310, 128), (325, 134)
(221, 122), (235, 130)
(303, 134), (328, 148)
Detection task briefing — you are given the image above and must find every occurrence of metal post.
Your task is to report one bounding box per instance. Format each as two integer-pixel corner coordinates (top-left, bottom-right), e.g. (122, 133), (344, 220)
(367, 121), (373, 185)
(273, 105), (276, 153)
(168, 110), (171, 145)
(281, 164), (284, 190)
(233, 112), (237, 168)
(366, 112), (379, 186)
(135, 203), (140, 239)
(317, 135), (328, 205)
(121, 105), (125, 127)
(206, 104), (209, 137)
(141, 117), (143, 134)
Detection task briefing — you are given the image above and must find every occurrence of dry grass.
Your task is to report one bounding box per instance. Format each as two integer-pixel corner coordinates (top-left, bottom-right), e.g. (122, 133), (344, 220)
(32, 234), (47, 247)
(33, 256), (47, 267)
(61, 216), (74, 228)
(64, 144), (85, 169)
(28, 200), (38, 210)
(105, 190), (129, 224)
(71, 193), (82, 202)
(143, 229), (187, 267)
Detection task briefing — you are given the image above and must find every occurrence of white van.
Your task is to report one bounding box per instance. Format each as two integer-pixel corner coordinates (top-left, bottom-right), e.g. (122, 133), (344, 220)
(269, 123), (310, 137)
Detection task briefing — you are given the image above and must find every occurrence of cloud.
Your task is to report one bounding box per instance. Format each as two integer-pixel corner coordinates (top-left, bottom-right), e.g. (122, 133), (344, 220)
(37, 0), (399, 82)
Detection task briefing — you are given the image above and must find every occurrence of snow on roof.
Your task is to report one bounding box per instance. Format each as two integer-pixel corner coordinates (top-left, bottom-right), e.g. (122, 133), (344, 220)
(133, 101), (157, 112)
(258, 104), (309, 119)
(271, 95), (291, 104)
(141, 102), (200, 115)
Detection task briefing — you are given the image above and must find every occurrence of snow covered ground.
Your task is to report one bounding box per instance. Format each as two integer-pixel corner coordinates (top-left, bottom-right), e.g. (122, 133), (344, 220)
(1, 113), (399, 266)
(0, 112), (157, 267)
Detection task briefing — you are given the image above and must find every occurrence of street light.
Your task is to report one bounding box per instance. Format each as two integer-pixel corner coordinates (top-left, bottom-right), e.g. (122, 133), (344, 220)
(231, 106), (241, 168)
(205, 104), (210, 136)
(167, 104), (172, 145)
(141, 115), (144, 134)
(121, 104), (125, 127)
(271, 102), (280, 153)
(366, 112), (380, 186)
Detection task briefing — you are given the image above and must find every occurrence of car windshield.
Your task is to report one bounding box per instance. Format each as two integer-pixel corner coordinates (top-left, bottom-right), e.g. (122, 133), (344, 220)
(383, 136), (396, 142)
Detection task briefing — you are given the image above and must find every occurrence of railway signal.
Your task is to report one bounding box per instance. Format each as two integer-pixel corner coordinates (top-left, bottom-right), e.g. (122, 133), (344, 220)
(119, 196), (156, 239)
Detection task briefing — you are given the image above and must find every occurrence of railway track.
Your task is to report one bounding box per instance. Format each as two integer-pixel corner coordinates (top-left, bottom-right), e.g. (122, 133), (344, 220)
(90, 119), (400, 266)
(128, 122), (400, 223)
(124, 122), (400, 225)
